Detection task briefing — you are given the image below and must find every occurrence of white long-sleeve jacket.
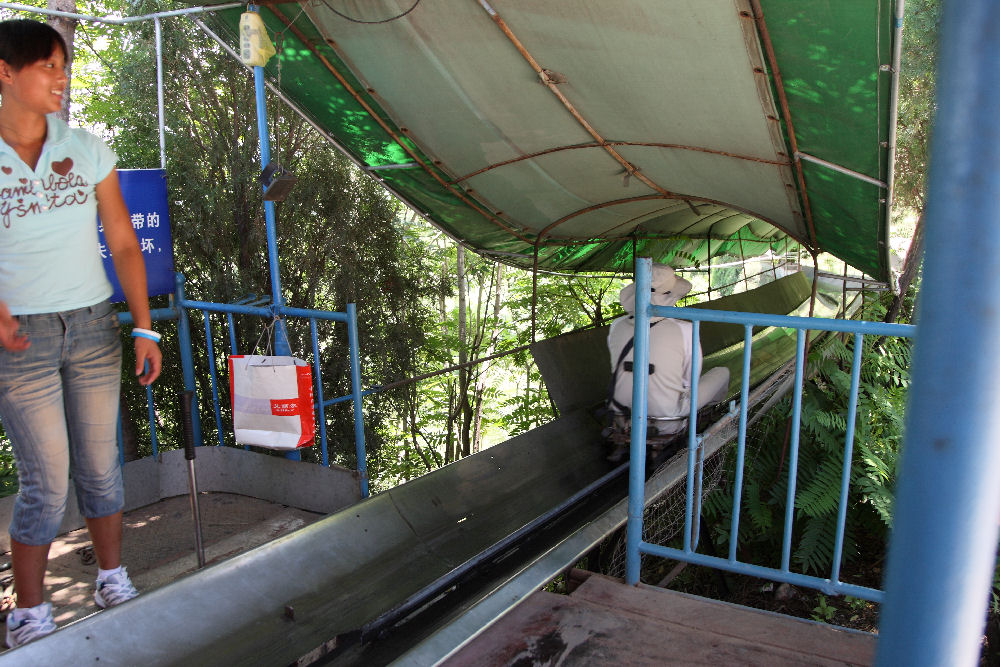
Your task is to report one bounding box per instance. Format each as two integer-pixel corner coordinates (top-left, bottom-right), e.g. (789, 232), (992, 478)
(607, 313), (699, 418)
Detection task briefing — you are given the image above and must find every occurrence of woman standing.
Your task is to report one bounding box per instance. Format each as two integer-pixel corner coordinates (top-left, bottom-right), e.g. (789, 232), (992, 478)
(0, 19), (162, 647)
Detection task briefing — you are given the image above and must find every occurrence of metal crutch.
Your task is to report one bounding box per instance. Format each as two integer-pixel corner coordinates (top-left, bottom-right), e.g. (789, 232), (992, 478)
(181, 390), (206, 568)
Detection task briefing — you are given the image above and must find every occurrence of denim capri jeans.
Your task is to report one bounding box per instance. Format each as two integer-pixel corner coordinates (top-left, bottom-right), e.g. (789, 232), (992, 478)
(0, 300), (124, 546)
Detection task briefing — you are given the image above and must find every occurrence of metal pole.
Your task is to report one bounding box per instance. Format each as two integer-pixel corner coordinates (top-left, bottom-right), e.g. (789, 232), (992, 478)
(737, 229), (749, 291)
(248, 5), (299, 461)
(706, 236), (712, 300)
(248, 5), (291, 358)
(116, 418), (124, 467)
(346, 303), (368, 497)
(728, 324), (753, 562)
(625, 257), (652, 585)
(841, 261), (848, 318)
(884, 0), (906, 278)
(794, 151), (888, 189)
(145, 380), (158, 459)
(831, 332), (864, 584)
(0, 1), (243, 24)
(175, 273), (204, 448)
(683, 321), (701, 552)
(154, 17), (166, 170)
(780, 330), (806, 572)
(202, 313), (225, 446)
(182, 389), (206, 568)
(876, 2), (1000, 665)
(310, 319), (329, 467)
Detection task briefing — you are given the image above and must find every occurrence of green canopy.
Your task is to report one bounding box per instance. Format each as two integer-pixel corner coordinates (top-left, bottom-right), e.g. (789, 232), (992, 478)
(203, 1), (894, 280)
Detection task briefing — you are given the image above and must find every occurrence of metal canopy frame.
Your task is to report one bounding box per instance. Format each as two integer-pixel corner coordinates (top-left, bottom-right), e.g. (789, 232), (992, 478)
(183, 0), (900, 281)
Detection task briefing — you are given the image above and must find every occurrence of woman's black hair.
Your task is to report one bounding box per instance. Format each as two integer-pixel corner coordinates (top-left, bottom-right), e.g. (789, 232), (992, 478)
(0, 19), (68, 71)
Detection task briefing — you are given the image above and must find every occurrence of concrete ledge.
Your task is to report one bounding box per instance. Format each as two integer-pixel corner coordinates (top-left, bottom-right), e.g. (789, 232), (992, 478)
(0, 447), (361, 553)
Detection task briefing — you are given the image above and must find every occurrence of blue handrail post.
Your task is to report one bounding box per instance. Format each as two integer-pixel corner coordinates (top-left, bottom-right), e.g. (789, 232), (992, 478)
(625, 257), (653, 585)
(202, 313), (226, 446)
(175, 273), (204, 448)
(683, 320), (701, 553)
(830, 332), (864, 584)
(877, 2), (1000, 665)
(310, 319), (329, 467)
(727, 324), (753, 563)
(116, 418), (124, 467)
(346, 303), (369, 497)
(780, 329), (807, 572)
(249, 5), (297, 460)
(145, 379), (159, 459)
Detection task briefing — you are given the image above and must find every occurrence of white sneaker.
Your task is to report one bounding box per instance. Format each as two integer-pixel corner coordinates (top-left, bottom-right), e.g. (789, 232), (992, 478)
(94, 567), (139, 609)
(5, 603), (56, 648)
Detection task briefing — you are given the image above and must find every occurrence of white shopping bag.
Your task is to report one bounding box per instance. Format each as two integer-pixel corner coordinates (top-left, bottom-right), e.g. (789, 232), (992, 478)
(229, 355), (316, 449)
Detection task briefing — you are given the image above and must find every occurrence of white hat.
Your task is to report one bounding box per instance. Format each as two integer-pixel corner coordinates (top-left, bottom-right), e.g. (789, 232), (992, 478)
(618, 263), (693, 314)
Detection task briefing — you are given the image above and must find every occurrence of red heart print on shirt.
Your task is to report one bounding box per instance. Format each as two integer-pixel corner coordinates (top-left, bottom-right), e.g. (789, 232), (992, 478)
(51, 157), (73, 176)
(1, 166), (10, 175)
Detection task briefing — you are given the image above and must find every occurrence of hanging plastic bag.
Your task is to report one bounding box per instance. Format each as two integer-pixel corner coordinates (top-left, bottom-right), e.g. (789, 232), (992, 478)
(239, 12), (276, 67)
(229, 355), (315, 449)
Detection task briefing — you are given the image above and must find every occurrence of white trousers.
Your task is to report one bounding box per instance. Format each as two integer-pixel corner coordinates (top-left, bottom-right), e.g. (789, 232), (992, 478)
(651, 366), (730, 435)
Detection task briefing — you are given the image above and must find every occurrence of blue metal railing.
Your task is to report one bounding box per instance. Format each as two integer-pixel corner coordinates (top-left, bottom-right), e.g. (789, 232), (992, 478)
(117, 272), (371, 497)
(624, 257), (915, 601)
(627, 4), (1000, 660)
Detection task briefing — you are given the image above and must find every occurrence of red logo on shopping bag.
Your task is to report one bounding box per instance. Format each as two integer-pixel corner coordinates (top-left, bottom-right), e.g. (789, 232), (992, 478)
(270, 399), (301, 416)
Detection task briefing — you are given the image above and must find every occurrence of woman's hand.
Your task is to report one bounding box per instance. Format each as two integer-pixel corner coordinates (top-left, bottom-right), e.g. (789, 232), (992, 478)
(97, 169), (162, 386)
(0, 301), (29, 351)
(134, 337), (162, 386)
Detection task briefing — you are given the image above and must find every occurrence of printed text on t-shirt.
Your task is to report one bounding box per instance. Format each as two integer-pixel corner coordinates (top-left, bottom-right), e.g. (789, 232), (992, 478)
(0, 159), (90, 228)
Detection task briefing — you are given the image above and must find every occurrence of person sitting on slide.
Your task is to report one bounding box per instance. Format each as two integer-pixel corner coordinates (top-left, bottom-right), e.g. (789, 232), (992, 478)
(607, 263), (729, 446)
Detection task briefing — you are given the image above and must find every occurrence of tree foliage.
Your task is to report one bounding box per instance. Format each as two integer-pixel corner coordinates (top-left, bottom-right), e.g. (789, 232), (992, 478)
(56, 0), (444, 471)
(893, 0), (941, 216)
(373, 231), (625, 488)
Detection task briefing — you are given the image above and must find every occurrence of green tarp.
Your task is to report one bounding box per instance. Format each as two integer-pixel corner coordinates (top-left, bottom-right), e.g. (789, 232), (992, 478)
(201, 1), (893, 280)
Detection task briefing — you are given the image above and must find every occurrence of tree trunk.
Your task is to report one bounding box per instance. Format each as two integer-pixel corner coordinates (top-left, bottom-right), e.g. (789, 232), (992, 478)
(436, 252), (453, 463)
(47, 0), (76, 121)
(884, 214), (925, 324)
(472, 264), (504, 452)
(445, 382), (456, 463)
(439, 254), (448, 339)
(456, 247), (467, 366)
(471, 386), (484, 454)
(455, 246), (473, 458)
(406, 400), (434, 474)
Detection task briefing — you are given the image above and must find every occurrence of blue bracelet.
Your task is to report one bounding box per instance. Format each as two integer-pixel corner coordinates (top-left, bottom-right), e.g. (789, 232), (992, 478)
(131, 328), (162, 343)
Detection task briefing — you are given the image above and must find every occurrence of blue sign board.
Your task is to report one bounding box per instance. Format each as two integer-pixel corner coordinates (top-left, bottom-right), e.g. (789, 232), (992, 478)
(98, 169), (174, 303)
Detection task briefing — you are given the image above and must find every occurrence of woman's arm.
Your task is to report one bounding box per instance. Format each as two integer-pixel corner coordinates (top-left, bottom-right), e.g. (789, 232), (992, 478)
(97, 168), (162, 385)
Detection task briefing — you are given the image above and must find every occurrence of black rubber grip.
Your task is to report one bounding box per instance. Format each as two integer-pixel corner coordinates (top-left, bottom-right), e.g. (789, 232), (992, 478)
(181, 390), (196, 461)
